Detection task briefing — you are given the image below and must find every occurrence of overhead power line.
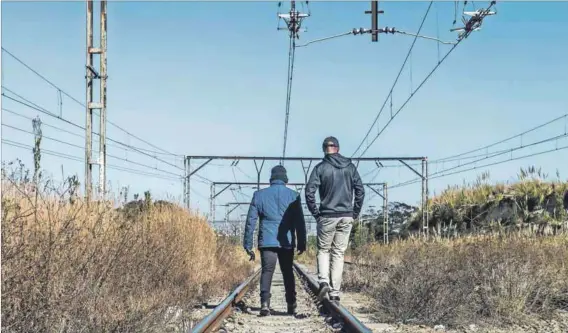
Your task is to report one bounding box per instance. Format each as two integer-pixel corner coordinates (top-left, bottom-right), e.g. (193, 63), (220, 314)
(3, 107), (177, 159)
(1, 88), (179, 158)
(356, 112), (568, 174)
(1, 47), (178, 156)
(434, 113), (568, 163)
(351, 1), (498, 159)
(2, 89), (213, 184)
(278, 1), (309, 163)
(282, 32), (296, 162)
(2, 123), (183, 178)
(429, 134), (568, 177)
(2, 139), (181, 182)
(389, 134), (568, 190)
(2, 90), (182, 170)
(351, 1), (434, 158)
(295, 27), (455, 48)
(392, 144), (568, 190)
(355, 39), (462, 159)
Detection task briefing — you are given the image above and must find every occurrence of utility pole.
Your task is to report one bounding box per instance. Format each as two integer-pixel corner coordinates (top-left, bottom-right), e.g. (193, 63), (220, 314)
(99, 0), (108, 197)
(85, 0), (94, 202)
(85, 0), (108, 200)
(365, 1), (383, 42)
(278, 1), (309, 164)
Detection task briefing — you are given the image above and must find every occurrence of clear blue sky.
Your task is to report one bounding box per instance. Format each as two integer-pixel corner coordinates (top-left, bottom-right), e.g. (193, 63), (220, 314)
(2, 1), (567, 221)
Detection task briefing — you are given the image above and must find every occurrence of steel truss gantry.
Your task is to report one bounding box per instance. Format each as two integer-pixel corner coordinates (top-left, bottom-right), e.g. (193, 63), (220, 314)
(183, 155), (429, 235)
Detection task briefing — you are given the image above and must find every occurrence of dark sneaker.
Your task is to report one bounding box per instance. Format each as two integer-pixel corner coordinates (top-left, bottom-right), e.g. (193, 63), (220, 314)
(259, 301), (270, 316)
(329, 295), (340, 302)
(317, 282), (330, 301)
(287, 302), (297, 315)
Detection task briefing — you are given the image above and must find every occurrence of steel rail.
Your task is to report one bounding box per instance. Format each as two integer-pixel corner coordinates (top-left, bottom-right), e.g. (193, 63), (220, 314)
(293, 263), (373, 333)
(193, 264), (371, 332)
(191, 268), (261, 333)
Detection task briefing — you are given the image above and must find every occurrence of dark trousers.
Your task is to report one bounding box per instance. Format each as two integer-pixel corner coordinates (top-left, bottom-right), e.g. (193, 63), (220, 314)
(260, 247), (296, 304)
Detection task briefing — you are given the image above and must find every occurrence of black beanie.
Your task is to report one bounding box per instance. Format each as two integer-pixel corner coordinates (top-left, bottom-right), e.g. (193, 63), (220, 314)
(270, 165), (288, 183)
(322, 136), (340, 151)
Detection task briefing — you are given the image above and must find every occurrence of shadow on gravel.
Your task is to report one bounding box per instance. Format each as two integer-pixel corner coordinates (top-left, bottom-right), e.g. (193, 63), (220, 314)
(195, 303), (220, 309)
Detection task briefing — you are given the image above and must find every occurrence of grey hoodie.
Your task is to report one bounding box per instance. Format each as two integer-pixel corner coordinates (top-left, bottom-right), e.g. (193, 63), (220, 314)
(305, 153), (365, 219)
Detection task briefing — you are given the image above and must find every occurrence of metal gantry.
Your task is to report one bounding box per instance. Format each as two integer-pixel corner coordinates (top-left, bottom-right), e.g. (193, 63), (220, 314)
(85, 0), (108, 201)
(364, 183), (389, 244)
(183, 155), (429, 236)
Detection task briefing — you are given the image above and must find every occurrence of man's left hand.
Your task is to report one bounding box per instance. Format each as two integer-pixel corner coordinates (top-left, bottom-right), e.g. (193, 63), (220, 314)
(245, 249), (256, 261)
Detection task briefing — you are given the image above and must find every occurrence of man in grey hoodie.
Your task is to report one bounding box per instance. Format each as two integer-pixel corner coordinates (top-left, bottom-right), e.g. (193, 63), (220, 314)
(305, 136), (365, 302)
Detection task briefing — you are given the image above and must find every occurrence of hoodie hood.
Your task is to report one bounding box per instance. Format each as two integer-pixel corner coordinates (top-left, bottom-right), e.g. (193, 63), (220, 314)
(323, 153), (352, 169)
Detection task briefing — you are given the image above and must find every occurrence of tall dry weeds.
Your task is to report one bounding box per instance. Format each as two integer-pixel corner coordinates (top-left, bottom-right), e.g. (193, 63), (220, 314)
(1, 161), (253, 332)
(344, 235), (568, 328)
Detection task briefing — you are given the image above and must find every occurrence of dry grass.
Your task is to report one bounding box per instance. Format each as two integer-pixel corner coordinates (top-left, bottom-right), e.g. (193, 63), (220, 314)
(1, 162), (253, 332)
(344, 234), (568, 328)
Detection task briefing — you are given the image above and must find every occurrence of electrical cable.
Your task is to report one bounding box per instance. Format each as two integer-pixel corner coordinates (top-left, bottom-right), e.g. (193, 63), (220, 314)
(2, 123), (185, 178)
(281, 25), (297, 161)
(1, 47), (179, 156)
(2, 91), (186, 171)
(3, 90), (213, 184)
(393, 145), (568, 190)
(2, 107), (176, 158)
(2, 88), (180, 159)
(435, 113), (568, 163)
(389, 136), (568, 189)
(355, 39), (462, 159)
(351, 1), (434, 158)
(2, 139), (182, 182)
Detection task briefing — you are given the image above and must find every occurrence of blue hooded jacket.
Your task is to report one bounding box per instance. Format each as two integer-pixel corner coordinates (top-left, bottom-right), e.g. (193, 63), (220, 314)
(243, 179), (307, 251)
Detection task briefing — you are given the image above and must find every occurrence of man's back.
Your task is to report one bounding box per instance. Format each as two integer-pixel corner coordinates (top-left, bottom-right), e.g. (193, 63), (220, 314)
(305, 153), (365, 219)
(242, 165), (305, 316)
(244, 180), (306, 250)
(304, 137), (365, 302)
(255, 184), (299, 223)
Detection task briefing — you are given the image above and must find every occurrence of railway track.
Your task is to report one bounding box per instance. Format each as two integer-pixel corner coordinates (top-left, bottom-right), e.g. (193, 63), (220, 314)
(192, 263), (372, 333)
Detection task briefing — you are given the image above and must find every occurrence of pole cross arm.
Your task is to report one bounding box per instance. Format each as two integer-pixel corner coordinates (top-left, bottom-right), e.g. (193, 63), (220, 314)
(213, 184), (232, 199)
(228, 203), (249, 216)
(399, 159), (425, 179)
(365, 184), (385, 200)
(189, 158), (213, 177)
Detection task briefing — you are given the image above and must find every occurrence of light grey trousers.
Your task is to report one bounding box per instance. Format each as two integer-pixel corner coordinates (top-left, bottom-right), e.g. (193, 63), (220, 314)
(316, 216), (353, 297)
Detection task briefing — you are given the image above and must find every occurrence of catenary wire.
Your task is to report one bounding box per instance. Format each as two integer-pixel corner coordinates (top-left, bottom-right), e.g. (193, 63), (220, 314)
(2, 90), (213, 184)
(1, 47), (179, 156)
(2, 123), (185, 178)
(2, 139), (182, 182)
(351, 1), (434, 158)
(390, 144), (568, 190)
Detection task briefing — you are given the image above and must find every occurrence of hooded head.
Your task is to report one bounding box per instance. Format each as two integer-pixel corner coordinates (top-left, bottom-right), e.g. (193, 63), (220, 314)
(321, 136), (351, 169)
(322, 136), (340, 155)
(270, 165), (288, 183)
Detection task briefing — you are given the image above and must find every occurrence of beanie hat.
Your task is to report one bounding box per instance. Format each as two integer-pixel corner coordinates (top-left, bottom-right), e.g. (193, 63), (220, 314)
(322, 136), (340, 151)
(270, 165), (288, 183)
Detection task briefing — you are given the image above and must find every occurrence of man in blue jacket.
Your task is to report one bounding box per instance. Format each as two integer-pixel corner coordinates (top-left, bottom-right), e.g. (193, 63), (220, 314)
(305, 136), (365, 303)
(243, 165), (307, 316)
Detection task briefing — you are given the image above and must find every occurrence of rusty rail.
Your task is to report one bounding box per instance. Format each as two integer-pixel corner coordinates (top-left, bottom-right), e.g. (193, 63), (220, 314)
(192, 263), (370, 332)
(293, 263), (373, 333)
(191, 268), (261, 333)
